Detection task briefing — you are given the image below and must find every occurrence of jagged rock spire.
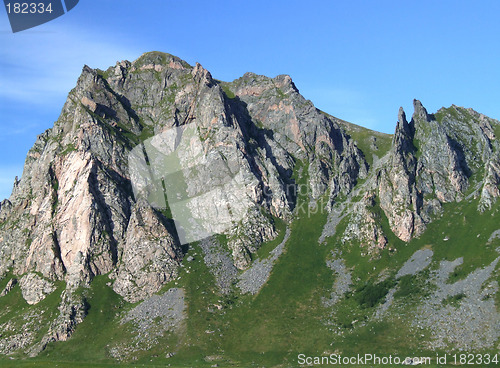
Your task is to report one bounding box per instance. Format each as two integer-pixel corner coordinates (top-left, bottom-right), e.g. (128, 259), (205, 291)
(397, 107), (412, 135)
(412, 99), (430, 122)
(392, 106), (415, 155)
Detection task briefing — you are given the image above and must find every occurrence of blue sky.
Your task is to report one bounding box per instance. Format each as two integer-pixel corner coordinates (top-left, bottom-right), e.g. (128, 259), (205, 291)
(1, 0), (500, 200)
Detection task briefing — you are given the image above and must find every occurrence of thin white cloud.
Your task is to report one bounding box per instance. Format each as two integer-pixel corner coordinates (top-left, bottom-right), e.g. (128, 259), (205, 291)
(0, 22), (141, 105)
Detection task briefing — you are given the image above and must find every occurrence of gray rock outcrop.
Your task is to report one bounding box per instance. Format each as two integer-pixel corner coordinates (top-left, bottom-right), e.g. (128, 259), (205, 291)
(112, 204), (181, 303)
(0, 278), (17, 296)
(337, 100), (500, 247)
(18, 273), (55, 305)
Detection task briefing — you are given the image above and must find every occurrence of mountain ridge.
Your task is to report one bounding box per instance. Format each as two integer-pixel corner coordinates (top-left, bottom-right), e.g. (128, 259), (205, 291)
(0, 51), (499, 365)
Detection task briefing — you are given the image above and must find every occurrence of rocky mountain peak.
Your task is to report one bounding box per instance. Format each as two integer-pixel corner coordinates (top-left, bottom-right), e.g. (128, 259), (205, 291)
(191, 62), (213, 86)
(0, 51), (372, 304)
(397, 106), (407, 127)
(273, 74), (299, 94)
(132, 51), (191, 69)
(393, 106), (414, 150)
(412, 98), (430, 123)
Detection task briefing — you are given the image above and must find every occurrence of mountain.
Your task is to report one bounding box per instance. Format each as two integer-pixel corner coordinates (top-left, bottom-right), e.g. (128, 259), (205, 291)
(0, 51), (499, 366)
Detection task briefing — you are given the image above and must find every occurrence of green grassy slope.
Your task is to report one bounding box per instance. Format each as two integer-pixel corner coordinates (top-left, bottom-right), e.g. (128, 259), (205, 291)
(1, 166), (500, 368)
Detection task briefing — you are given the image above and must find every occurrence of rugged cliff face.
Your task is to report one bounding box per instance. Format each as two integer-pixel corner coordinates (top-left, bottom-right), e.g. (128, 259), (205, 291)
(0, 52), (368, 306)
(1, 52), (500, 360)
(338, 99), (500, 251)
